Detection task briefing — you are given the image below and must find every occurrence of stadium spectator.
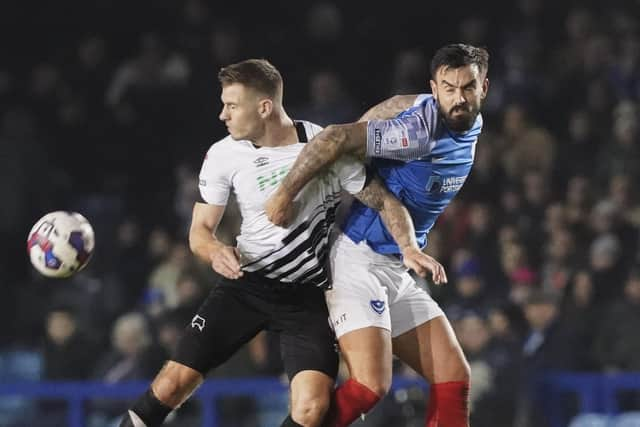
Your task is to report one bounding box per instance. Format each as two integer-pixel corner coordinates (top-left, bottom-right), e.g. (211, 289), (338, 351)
(593, 268), (640, 372)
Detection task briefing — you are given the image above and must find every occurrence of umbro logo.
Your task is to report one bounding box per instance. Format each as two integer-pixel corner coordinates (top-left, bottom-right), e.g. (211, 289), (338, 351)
(254, 157), (269, 167)
(370, 299), (385, 314)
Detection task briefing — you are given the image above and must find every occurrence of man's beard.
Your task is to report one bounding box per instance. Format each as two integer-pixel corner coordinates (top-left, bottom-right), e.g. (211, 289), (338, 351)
(438, 103), (480, 133)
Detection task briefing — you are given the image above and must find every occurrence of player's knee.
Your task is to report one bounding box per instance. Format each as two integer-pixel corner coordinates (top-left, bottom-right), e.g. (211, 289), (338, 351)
(459, 356), (471, 381)
(291, 394), (331, 427)
(152, 375), (184, 407)
(366, 380), (391, 398)
(444, 352), (471, 382)
(151, 364), (201, 408)
(352, 374), (391, 398)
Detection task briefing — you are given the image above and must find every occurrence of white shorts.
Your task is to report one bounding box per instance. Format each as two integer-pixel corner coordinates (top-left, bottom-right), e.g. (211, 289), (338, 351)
(326, 233), (444, 339)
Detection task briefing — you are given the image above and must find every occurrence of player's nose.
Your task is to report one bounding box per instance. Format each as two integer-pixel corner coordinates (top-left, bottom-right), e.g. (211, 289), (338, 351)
(454, 89), (466, 104)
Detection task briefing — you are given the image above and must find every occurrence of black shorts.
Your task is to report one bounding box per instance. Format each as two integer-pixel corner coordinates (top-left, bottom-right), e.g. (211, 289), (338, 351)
(173, 273), (338, 381)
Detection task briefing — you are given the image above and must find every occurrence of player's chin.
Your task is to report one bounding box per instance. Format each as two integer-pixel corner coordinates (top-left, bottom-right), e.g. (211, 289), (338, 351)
(445, 115), (474, 132)
(227, 128), (241, 139)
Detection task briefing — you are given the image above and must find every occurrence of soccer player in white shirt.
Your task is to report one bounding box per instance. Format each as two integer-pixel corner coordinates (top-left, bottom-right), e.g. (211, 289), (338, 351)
(120, 59), (445, 427)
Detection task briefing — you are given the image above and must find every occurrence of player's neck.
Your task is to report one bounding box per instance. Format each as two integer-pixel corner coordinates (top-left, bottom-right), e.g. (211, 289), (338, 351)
(252, 111), (297, 148)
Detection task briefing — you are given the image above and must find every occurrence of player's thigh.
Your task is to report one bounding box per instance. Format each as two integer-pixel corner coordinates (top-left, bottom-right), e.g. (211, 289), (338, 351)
(173, 283), (267, 375)
(325, 241), (393, 341)
(388, 273), (444, 339)
(392, 315), (469, 384)
(151, 361), (203, 407)
(277, 287), (339, 382)
(325, 241), (395, 394)
(338, 326), (394, 396)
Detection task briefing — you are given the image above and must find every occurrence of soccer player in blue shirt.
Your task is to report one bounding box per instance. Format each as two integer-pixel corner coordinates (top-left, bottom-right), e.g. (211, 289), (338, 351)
(266, 44), (489, 427)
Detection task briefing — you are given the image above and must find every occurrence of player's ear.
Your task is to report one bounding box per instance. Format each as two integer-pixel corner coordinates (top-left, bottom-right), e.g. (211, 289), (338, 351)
(258, 99), (273, 118)
(481, 78), (490, 99)
(429, 79), (438, 100)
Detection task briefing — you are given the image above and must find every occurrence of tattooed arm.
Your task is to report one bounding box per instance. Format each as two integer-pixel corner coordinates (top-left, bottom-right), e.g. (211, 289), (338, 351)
(279, 95), (418, 195)
(265, 123), (366, 226)
(353, 175), (418, 252)
(353, 175), (447, 283)
(265, 94), (418, 226)
(357, 94), (418, 122)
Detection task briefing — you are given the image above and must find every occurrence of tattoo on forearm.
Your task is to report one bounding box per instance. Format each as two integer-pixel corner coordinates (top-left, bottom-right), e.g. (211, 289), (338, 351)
(281, 126), (343, 195)
(355, 179), (418, 251)
(281, 124), (366, 197)
(354, 179), (386, 210)
(380, 198), (417, 250)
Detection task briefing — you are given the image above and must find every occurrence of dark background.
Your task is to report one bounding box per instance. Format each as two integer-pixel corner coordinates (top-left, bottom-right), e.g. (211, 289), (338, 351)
(0, 0), (639, 426)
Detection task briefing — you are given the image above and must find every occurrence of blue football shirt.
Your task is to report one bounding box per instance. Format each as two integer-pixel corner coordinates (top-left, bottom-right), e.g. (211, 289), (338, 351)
(342, 94), (483, 254)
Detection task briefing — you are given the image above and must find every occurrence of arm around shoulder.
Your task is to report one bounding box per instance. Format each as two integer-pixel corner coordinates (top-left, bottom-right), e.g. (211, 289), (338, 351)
(319, 122), (369, 159)
(279, 122), (368, 197)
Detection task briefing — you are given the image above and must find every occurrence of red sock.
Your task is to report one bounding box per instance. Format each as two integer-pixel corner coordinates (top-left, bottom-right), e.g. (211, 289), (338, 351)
(425, 381), (470, 427)
(324, 379), (381, 427)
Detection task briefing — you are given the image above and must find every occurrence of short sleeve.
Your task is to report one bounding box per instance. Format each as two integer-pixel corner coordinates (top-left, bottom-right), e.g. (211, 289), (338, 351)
(198, 146), (231, 205)
(366, 112), (435, 161)
(413, 94), (430, 107)
(331, 157), (367, 195)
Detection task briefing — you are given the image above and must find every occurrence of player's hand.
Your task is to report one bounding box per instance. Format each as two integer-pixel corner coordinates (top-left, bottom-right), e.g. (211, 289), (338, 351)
(401, 247), (448, 285)
(265, 187), (295, 227)
(209, 245), (243, 280)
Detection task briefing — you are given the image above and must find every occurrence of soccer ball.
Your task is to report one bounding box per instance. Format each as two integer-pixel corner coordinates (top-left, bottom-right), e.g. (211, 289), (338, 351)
(27, 211), (95, 278)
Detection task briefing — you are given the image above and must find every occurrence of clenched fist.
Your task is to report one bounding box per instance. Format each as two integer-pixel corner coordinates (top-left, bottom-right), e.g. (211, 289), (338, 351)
(265, 187), (296, 227)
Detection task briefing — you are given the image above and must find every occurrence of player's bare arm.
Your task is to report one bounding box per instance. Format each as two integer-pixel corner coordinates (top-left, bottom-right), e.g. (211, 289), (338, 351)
(357, 94), (418, 122)
(266, 95), (418, 226)
(189, 202), (243, 279)
(264, 122), (366, 226)
(353, 176), (447, 285)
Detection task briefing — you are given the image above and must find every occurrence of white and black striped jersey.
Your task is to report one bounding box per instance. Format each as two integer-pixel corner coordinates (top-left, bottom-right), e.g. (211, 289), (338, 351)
(198, 121), (366, 288)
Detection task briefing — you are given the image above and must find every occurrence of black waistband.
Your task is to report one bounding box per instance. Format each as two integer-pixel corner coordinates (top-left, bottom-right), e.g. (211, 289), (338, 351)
(230, 271), (329, 292)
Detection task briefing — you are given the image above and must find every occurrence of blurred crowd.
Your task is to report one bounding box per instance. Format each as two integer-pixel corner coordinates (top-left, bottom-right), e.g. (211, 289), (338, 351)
(1, 0), (639, 426)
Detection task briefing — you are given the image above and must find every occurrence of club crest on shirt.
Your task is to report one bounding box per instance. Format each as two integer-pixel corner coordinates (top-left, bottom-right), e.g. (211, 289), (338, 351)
(370, 299), (385, 314)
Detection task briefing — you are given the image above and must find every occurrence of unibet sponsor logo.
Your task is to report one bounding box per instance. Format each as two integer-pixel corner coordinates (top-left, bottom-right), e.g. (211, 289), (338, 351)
(257, 165), (289, 191)
(426, 175), (467, 194)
